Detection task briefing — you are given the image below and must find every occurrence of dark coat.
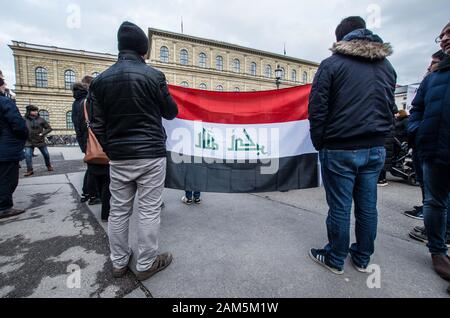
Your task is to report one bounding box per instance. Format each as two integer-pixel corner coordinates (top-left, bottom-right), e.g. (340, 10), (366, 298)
(24, 111), (53, 148)
(409, 56), (450, 165)
(395, 116), (409, 144)
(72, 83), (89, 153)
(89, 50), (178, 161)
(308, 29), (397, 150)
(0, 93), (28, 162)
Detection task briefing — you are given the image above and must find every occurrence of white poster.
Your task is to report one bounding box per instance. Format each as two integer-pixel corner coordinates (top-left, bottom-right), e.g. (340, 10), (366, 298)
(406, 84), (420, 111)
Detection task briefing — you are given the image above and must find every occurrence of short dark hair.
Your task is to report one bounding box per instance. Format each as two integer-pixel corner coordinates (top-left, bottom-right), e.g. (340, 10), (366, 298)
(82, 75), (94, 86)
(432, 50), (446, 60)
(335, 16), (366, 41)
(0, 70), (3, 79)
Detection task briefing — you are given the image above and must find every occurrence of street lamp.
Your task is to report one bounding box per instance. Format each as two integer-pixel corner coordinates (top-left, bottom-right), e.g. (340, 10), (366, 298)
(275, 65), (283, 89)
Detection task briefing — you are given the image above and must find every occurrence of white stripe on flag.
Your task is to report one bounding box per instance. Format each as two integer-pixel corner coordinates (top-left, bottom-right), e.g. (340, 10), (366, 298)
(163, 118), (317, 161)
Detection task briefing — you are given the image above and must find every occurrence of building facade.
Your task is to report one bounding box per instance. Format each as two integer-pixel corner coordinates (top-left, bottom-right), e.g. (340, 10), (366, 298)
(10, 28), (319, 135)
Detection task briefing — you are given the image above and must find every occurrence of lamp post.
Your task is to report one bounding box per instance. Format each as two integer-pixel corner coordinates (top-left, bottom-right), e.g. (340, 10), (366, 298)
(275, 65), (283, 89)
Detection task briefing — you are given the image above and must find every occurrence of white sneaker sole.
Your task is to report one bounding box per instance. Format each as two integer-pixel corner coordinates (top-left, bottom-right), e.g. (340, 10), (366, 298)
(309, 250), (344, 275)
(350, 258), (369, 274)
(403, 212), (424, 221)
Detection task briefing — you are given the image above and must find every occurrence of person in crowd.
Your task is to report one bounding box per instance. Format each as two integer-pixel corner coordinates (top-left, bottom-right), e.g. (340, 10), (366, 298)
(73, 80), (111, 222)
(0, 76), (28, 219)
(0, 70), (16, 100)
(72, 77), (101, 205)
(408, 23), (450, 289)
(182, 191), (202, 205)
(395, 109), (409, 144)
(308, 16), (397, 275)
(427, 50), (447, 75)
(90, 21), (178, 281)
(405, 51), (446, 221)
(23, 105), (54, 177)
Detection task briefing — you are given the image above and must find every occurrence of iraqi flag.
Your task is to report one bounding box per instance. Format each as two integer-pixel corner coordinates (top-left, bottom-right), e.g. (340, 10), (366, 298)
(163, 85), (319, 193)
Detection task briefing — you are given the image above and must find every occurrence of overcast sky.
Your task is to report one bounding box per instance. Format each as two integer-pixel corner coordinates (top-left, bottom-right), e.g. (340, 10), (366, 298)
(1, 0), (448, 87)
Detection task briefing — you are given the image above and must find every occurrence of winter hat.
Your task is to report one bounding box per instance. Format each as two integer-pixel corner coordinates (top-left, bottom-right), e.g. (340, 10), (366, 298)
(117, 21), (149, 55)
(336, 16), (367, 42)
(26, 105), (39, 112)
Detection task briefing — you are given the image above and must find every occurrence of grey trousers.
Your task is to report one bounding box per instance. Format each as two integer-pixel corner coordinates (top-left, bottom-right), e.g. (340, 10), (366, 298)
(108, 158), (167, 272)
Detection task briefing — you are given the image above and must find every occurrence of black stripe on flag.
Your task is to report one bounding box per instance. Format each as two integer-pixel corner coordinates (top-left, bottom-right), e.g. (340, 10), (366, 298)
(164, 153), (319, 193)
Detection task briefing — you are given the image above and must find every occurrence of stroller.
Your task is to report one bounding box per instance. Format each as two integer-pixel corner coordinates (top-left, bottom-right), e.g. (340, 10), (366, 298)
(389, 138), (418, 186)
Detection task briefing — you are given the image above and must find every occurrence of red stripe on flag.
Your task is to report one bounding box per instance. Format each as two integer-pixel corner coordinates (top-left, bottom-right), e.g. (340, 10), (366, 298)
(168, 84), (311, 125)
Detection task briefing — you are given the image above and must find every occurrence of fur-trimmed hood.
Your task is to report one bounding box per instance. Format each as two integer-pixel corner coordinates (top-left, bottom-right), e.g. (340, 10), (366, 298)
(330, 28), (393, 60)
(331, 41), (393, 60)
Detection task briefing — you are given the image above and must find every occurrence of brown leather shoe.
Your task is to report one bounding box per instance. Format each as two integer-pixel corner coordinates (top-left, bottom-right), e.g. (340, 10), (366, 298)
(112, 251), (133, 279)
(136, 253), (173, 282)
(432, 254), (450, 281)
(24, 170), (34, 177)
(47, 166), (54, 172)
(0, 208), (26, 220)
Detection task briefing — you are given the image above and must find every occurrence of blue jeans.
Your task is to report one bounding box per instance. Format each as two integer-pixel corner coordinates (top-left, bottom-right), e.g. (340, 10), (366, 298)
(423, 162), (450, 256)
(319, 147), (386, 270)
(185, 191), (201, 200)
(24, 146), (51, 170)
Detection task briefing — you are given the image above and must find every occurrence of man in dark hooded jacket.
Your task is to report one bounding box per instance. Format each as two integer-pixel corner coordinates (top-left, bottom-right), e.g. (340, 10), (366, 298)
(308, 16), (397, 275)
(0, 77), (28, 219)
(408, 22), (450, 288)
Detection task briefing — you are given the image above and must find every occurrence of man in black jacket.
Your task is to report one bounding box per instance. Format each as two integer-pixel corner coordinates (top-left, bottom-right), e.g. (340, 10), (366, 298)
(90, 21), (178, 282)
(308, 17), (397, 275)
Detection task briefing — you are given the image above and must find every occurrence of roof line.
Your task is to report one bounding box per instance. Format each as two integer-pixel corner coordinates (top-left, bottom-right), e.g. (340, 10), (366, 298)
(9, 41), (117, 59)
(148, 28), (319, 67)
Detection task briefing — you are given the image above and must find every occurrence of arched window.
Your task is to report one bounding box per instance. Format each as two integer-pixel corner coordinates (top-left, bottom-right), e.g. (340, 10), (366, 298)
(265, 65), (272, 78)
(64, 70), (76, 90)
(291, 70), (297, 82)
(216, 85), (224, 92)
(303, 71), (308, 83)
(232, 59), (240, 73)
(180, 81), (189, 88)
(66, 111), (74, 129)
(180, 49), (189, 65)
(216, 56), (223, 71)
(280, 67), (286, 80)
(234, 87), (240, 92)
(250, 62), (257, 76)
(198, 53), (207, 68)
(92, 72), (100, 78)
(199, 83), (207, 90)
(35, 67), (48, 88)
(39, 110), (49, 122)
(160, 46), (169, 63)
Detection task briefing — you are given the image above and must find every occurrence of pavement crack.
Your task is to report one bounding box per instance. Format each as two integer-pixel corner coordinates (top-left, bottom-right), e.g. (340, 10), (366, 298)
(248, 193), (327, 218)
